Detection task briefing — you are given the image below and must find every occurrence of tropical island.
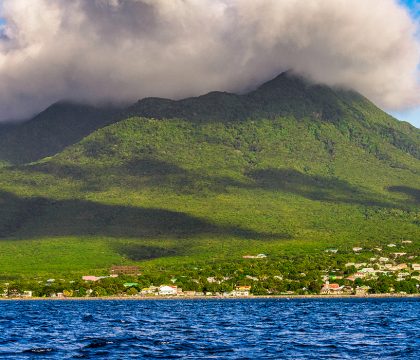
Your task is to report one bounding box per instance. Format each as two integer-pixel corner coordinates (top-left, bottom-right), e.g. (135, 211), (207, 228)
(0, 74), (419, 296)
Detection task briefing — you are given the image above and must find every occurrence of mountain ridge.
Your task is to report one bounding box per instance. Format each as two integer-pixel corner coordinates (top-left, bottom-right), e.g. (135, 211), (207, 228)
(0, 72), (418, 276)
(1, 72), (418, 165)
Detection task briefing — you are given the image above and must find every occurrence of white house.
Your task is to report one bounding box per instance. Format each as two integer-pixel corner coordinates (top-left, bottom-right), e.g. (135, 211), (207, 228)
(158, 285), (177, 296)
(412, 264), (420, 272)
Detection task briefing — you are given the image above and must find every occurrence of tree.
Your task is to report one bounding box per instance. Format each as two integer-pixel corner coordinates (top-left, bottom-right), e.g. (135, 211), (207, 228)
(126, 287), (138, 296)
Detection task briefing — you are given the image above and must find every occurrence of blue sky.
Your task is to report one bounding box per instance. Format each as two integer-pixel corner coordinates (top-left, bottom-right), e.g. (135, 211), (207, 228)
(388, 0), (420, 127)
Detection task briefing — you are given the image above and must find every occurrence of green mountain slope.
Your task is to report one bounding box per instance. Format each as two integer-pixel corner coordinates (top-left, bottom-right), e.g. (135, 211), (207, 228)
(0, 102), (123, 165)
(0, 73), (419, 277)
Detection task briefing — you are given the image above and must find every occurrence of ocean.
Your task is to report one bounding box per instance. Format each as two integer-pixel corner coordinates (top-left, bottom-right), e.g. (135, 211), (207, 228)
(0, 298), (418, 359)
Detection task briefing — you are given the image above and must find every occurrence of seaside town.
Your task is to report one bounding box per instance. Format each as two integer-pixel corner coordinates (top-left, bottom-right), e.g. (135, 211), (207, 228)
(1, 240), (419, 299)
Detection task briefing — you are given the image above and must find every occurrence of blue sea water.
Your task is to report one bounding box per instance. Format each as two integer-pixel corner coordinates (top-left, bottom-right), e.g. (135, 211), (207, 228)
(0, 298), (419, 359)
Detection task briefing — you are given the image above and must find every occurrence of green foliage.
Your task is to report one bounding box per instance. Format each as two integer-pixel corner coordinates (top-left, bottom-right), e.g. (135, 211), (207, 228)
(0, 73), (418, 280)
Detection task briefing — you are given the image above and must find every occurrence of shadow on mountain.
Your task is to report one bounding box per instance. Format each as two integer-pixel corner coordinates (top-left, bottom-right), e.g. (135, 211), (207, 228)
(0, 102), (123, 165)
(22, 159), (247, 195)
(0, 191), (286, 243)
(247, 168), (394, 208)
(387, 186), (420, 205)
(112, 244), (180, 261)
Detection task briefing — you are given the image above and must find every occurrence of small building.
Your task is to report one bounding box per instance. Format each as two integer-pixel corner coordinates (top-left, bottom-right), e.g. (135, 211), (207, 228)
(246, 275), (259, 281)
(158, 285), (177, 296)
(354, 263), (367, 269)
(353, 247), (363, 252)
(391, 264), (408, 271)
(320, 283), (342, 294)
(140, 286), (158, 295)
(387, 244), (397, 248)
(234, 285), (252, 296)
(412, 264), (420, 272)
(360, 268), (375, 274)
(183, 291), (196, 297)
(354, 272), (366, 279)
(82, 276), (101, 282)
(355, 286), (370, 296)
(110, 266), (139, 276)
(325, 249), (338, 253)
(392, 253), (407, 257)
(402, 240), (412, 244)
(22, 291), (33, 298)
(342, 286), (353, 294)
(242, 254), (267, 259)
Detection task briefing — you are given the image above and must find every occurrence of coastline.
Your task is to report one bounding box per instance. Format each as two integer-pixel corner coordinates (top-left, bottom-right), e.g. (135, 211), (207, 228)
(1, 293), (419, 301)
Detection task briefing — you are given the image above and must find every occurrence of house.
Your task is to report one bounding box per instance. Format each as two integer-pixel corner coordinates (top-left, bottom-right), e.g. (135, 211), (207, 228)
(390, 264), (408, 271)
(140, 286), (158, 295)
(412, 264), (420, 272)
(360, 268), (375, 274)
(354, 272), (366, 279)
(354, 263), (367, 269)
(183, 291), (196, 297)
(246, 275), (259, 281)
(234, 286), (251, 296)
(158, 285), (177, 296)
(387, 243), (397, 248)
(342, 286), (353, 294)
(378, 257), (389, 263)
(22, 291), (33, 298)
(110, 266), (139, 276)
(242, 254), (267, 259)
(325, 249), (338, 253)
(392, 253), (407, 257)
(82, 276), (101, 282)
(353, 247), (363, 252)
(355, 286), (370, 296)
(402, 240), (412, 244)
(320, 283), (343, 294)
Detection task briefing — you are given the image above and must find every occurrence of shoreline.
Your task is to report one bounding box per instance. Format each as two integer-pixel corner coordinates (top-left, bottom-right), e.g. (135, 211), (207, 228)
(1, 294), (419, 301)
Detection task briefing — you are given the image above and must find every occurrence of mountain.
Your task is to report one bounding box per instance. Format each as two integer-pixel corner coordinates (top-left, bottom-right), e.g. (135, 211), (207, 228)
(0, 72), (419, 277)
(0, 102), (123, 165)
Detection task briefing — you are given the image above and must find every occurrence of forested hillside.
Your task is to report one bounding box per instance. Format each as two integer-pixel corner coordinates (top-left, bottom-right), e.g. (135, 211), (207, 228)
(0, 73), (418, 277)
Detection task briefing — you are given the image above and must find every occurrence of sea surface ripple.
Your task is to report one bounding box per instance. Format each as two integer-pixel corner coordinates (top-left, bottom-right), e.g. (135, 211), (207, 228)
(0, 298), (419, 359)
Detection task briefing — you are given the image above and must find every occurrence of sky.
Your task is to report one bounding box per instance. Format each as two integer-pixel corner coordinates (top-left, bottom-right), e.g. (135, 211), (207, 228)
(0, 0), (419, 128)
(388, 0), (420, 127)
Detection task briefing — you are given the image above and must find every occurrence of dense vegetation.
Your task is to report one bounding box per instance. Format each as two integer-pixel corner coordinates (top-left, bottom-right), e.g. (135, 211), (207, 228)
(0, 72), (418, 283)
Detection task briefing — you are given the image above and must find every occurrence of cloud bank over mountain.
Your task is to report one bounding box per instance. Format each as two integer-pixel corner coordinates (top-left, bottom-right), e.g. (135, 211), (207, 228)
(0, 0), (419, 121)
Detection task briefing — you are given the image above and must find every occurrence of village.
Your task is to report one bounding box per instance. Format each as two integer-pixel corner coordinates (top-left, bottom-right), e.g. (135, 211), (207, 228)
(1, 241), (419, 299)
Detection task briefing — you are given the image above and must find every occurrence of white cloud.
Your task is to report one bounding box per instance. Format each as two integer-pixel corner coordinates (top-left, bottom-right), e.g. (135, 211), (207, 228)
(0, 0), (419, 121)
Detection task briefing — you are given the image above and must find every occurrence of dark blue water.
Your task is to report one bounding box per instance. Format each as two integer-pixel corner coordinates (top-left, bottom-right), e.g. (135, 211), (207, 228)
(0, 299), (419, 359)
